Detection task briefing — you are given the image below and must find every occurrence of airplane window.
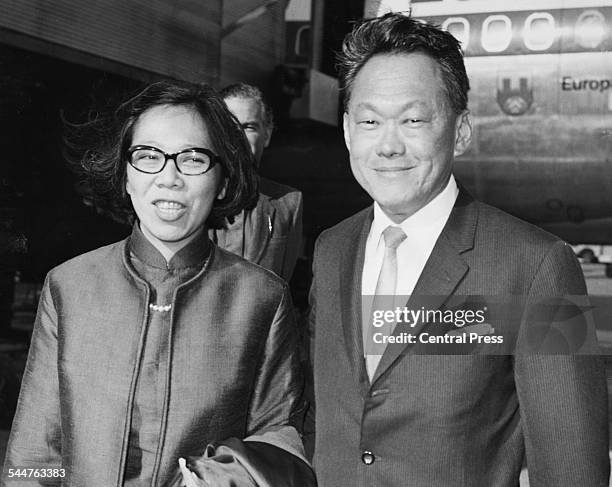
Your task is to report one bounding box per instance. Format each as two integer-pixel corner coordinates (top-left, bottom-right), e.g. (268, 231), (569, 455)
(574, 10), (606, 49)
(294, 25), (310, 57)
(442, 17), (469, 48)
(482, 15), (512, 53)
(373, 0), (412, 16)
(524, 12), (555, 51)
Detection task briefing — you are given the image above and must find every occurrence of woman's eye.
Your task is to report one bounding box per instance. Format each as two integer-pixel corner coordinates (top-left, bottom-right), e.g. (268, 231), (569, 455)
(178, 153), (209, 167)
(134, 152), (159, 162)
(184, 157), (204, 165)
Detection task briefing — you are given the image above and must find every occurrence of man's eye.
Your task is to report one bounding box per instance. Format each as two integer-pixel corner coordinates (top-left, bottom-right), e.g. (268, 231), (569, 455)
(358, 119), (378, 127)
(404, 118), (426, 126)
(242, 124), (258, 132)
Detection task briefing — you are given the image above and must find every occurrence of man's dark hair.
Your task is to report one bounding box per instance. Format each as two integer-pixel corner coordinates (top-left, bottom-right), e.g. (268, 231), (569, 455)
(67, 80), (258, 229)
(337, 13), (469, 114)
(220, 82), (274, 131)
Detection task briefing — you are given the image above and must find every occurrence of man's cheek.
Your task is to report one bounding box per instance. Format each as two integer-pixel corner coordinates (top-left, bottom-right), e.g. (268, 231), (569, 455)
(350, 141), (374, 160)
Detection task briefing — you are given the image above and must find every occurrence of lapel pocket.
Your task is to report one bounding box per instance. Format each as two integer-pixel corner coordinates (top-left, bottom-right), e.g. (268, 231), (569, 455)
(244, 199), (276, 265)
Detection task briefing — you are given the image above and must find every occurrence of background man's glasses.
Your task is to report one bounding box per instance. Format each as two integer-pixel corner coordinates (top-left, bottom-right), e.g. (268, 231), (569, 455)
(127, 145), (220, 175)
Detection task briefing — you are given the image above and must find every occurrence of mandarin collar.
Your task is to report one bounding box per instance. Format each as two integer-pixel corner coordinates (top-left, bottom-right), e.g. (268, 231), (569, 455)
(128, 222), (211, 270)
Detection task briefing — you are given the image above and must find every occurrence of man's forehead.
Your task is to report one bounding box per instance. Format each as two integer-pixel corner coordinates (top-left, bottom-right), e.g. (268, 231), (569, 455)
(348, 52), (448, 111)
(351, 99), (430, 112)
(357, 52), (440, 85)
(225, 95), (264, 116)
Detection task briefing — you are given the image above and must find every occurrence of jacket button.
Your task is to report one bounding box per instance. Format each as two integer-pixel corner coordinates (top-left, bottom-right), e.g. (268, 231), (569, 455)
(361, 451), (375, 465)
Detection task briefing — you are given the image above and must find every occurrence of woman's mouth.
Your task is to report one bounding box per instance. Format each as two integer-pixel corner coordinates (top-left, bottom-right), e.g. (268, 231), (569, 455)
(153, 200), (186, 220)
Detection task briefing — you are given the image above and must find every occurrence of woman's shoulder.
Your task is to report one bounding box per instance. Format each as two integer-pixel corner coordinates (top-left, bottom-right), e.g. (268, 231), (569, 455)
(211, 245), (289, 292)
(48, 238), (128, 281)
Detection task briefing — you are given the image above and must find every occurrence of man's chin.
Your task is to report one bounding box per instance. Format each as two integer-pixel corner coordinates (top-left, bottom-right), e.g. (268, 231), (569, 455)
(377, 201), (421, 223)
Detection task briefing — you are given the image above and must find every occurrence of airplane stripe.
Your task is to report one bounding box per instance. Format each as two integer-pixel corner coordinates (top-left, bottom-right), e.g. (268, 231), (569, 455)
(411, 0), (612, 17)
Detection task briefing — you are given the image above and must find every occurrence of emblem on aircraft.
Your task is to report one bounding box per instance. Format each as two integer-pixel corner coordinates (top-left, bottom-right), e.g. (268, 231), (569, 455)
(497, 75), (533, 116)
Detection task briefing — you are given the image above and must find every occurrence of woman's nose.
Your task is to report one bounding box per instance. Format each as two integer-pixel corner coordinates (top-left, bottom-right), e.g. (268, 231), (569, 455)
(155, 158), (184, 187)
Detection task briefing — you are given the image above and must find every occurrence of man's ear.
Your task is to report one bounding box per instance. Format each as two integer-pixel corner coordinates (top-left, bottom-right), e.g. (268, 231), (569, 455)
(217, 178), (228, 200)
(343, 112), (351, 151)
(264, 126), (272, 149)
(453, 109), (472, 157)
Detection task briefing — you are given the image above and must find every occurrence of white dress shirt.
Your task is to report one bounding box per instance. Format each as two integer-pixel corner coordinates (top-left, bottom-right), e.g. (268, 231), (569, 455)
(361, 175), (459, 297)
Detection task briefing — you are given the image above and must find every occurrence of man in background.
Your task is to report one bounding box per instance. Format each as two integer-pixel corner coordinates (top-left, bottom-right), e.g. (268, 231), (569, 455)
(212, 83), (302, 282)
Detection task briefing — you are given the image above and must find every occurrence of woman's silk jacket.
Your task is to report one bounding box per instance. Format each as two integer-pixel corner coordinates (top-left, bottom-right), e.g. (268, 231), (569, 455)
(3, 237), (313, 486)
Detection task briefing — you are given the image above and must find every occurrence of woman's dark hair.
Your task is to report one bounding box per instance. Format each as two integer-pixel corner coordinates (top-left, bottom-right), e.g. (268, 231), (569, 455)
(337, 13), (470, 115)
(66, 80), (258, 229)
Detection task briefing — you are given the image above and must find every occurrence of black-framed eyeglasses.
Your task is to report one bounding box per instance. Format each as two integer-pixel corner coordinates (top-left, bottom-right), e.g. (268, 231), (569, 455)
(127, 145), (221, 176)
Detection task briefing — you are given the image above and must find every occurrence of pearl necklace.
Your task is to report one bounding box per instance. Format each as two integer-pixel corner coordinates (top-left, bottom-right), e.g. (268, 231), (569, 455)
(149, 303), (172, 313)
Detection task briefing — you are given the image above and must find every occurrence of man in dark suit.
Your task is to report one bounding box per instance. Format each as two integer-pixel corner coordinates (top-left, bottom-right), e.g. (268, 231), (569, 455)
(211, 83), (303, 282)
(308, 13), (609, 486)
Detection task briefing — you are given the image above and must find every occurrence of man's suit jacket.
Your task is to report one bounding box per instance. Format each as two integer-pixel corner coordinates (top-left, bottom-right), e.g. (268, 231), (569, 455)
(309, 190), (609, 487)
(211, 177), (303, 282)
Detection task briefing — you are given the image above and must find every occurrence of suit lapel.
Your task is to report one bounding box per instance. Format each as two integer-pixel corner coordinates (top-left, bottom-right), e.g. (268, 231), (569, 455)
(244, 194), (276, 265)
(371, 190), (478, 384)
(339, 208), (373, 395)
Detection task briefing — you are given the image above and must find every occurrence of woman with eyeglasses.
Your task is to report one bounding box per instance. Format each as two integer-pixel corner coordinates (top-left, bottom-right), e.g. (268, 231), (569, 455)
(3, 81), (314, 487)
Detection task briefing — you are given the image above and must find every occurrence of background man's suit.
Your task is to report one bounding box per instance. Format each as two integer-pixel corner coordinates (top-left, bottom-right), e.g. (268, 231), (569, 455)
(211, 177), (302, 282)
(310, 190), (609, 486)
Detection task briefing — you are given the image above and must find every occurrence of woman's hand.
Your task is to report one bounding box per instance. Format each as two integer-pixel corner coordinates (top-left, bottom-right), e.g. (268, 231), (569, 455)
(179, 458), (208, 487)
(177, 451), (260, 487)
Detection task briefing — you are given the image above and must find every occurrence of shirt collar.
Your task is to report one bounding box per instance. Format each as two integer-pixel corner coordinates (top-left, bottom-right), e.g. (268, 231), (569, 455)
(371, 174), (459, 243)
(128, 222), (211, 270)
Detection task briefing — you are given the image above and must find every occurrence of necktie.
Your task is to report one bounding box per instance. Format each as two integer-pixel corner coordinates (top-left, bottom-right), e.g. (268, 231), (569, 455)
(365, 225), (407, 380)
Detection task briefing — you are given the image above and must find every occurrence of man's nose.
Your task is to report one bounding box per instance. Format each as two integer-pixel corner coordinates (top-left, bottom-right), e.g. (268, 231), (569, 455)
(376, 123), (405, 158)
(155, 158), (184, 187)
